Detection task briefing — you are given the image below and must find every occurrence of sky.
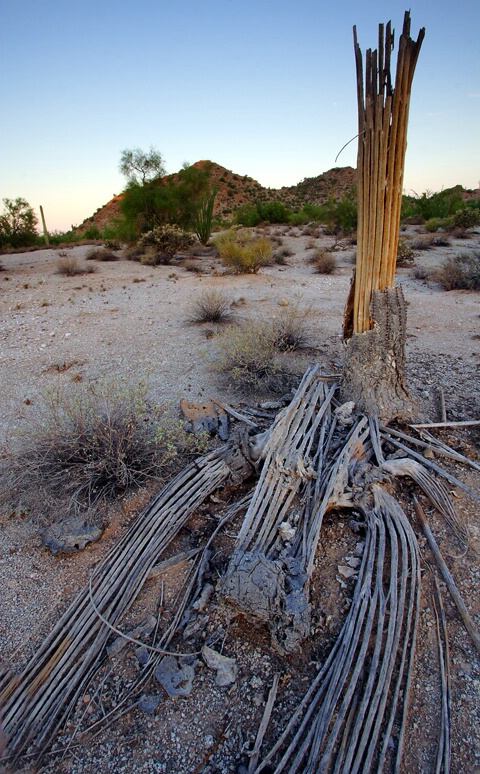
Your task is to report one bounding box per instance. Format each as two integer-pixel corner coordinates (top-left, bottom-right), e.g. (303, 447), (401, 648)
(0, 0), (479, 233)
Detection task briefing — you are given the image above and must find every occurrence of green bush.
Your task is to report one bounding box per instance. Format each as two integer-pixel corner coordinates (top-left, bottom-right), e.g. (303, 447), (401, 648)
(257, 200), (291, 224)
(119, 163), (213, 239)
(423, 217), (453, 232)
(82, 225), (102, 240)
(452, 207), (480, 231)
(0, 197), (39, 249)
(434, 252), (480, 290)
(137, 224), (194, 265)
(214, 230), (273, 273)
(235, 203), (261, 227)
(401, 188), (464, 223)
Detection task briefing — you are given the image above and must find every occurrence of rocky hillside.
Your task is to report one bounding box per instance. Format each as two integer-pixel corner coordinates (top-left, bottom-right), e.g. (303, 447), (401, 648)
(77, 162), (357, 234)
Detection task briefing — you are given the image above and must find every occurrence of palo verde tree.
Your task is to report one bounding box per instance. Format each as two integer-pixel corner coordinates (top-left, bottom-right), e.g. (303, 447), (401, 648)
(342, 13), (425, 420)
(119, 160), (213, 238)
(119, 146), (166, 185)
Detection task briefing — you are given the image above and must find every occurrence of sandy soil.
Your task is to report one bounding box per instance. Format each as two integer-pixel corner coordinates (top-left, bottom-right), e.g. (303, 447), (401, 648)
(0, 226), (479, 773)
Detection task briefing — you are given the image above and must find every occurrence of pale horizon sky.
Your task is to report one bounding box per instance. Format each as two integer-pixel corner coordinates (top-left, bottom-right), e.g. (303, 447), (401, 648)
(1, 0), (479, 232)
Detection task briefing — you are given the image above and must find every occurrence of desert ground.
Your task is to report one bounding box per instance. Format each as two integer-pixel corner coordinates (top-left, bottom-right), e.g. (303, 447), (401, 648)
(0, 226), (479, 773)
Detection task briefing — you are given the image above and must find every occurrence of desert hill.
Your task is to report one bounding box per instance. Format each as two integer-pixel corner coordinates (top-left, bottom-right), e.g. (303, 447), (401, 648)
(78, 161), (480, 235)
(77, 162), (357, 234)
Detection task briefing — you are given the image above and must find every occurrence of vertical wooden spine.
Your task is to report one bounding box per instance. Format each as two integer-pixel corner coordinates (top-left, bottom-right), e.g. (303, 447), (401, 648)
(351, 12), (424, 334)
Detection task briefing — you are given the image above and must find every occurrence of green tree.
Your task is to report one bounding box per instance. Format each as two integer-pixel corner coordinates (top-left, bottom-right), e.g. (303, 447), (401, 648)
(0, 198), (38, 248)
(119, 146), (166, 185)
(119, 162), (212, 239)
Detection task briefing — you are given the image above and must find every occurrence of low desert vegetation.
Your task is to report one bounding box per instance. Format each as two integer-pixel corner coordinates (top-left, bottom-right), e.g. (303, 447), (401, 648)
(434, 251), (480, 290)
(187, 288), (233, 324)
(0, 381), (208, 520)
(215, 321), (285, 391)
(396, 237), (416, 266)
(411, 264), (430, 280)
(267, 303), (313, 351)
(215, 301), (312, 391)
(0, 197), (39, 250)
(273, 247), (294, 264)
(452, 207), (480, 232)
(55, 254), (95, 276)
(312, 248), (337, 274)
(135, 224), (194, 265)
(86, 247), (119, 261)
(213, 229), (273, 273)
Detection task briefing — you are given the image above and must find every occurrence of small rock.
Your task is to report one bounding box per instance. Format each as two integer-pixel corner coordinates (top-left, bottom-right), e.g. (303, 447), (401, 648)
(155, 656), (195, 697)
(138, 694), (162, 715)
(202, 644), (238, 687)
(345, 556), (361, 569)
(278, 298), (289, 306)
(338, 565), (357, 579)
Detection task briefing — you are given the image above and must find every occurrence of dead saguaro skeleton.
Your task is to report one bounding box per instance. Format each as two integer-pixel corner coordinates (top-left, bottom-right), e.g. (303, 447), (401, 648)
(1, 12), (478, 774)
(343, 12), (425, 420)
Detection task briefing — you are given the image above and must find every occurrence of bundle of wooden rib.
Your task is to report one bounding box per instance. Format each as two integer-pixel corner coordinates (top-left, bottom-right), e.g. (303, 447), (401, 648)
(254, 486), (421, 774)
(1, 443), (254, 764)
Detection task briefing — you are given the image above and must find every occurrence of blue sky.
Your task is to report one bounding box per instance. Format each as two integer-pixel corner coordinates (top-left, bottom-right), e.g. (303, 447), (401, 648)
(1, 0), (479, 232)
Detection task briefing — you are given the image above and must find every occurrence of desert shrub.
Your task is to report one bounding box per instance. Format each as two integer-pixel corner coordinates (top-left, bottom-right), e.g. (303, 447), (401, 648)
(274, 247), (294, 264)
(434, 251), (480, 290)
(235, 203), (261, 227)
(452, 207), (480, 231)
(302, 225), (320, 238)
(82, 225), (102, 240)
(86, 247), (118, 261)
(401, 188), (464, 223)
(257, 200), (291, 224)
(0, 381), (207, 518)
(215, 322), (284, 390)
(183, 259), (204, 273)
(124, 246), (145, 262)
(214, 230), (273, 273)
(288, 210), (311, 226)
(138, 224), (194, 265)
(424, 218), (452, 233)
(396, 238), (416, 266)
(188, 288), (233, 324)
(312, 248), (337, 274)
(104, 239), (122, 251)
(55, 254), (91, 276)
(267, 303), (312, 351)
(410, 234), (434, 250)
(411, 265), (429, 280)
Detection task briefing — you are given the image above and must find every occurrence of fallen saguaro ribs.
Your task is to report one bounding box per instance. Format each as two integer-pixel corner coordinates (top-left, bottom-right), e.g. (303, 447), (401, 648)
(223, 366), (370, 652)
(1, 441), (255, 764)
(254, 486), (421, 774)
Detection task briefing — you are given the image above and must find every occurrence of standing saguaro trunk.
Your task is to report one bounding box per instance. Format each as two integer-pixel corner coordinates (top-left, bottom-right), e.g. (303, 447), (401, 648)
(343, 12), (424, 420)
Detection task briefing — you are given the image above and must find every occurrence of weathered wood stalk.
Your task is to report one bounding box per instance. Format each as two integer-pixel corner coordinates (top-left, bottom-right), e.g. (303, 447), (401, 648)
(343, 12), (424, 420)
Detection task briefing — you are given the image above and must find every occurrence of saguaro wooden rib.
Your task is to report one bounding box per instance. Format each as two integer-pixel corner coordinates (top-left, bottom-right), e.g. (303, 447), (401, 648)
(353, 12), (425, 334)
